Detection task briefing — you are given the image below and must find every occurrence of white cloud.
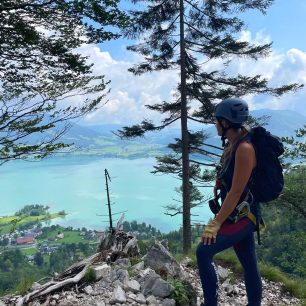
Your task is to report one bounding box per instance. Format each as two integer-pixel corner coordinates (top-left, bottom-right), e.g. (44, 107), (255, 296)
(219, 31), (306, 114)
(76, 31), (306, 124)
(76, 44), (178, 124)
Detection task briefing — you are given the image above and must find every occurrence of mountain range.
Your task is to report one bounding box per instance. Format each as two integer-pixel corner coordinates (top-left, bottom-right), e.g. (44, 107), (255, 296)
(48, 109), (305, 158)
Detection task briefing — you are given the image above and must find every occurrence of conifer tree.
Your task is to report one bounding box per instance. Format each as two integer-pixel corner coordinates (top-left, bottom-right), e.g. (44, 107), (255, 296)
(0, 0), (128, 163)
(118, 0), (300, 253)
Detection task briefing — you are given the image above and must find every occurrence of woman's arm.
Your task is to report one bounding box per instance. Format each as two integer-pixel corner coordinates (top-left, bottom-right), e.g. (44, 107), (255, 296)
(215, 142), (256, 224)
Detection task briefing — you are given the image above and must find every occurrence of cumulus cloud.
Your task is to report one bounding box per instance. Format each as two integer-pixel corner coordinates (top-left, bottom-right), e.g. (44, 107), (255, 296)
(76, 44), (178, 125)
(76, 31), (306, 125)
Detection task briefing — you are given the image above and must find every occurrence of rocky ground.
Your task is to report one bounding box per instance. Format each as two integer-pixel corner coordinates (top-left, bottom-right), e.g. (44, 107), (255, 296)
(0, 240), (301, 306)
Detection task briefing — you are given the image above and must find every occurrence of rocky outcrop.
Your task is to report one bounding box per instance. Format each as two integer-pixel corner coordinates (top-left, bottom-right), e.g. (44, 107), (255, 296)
(0, 240), (301, 306)
(142, 240), (187, 279)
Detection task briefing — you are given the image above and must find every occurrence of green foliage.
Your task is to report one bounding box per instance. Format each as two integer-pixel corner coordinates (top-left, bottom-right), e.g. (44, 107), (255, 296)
(34, 252), (44, 267)
(123, 220), (162, 238)
(127, 267), (137, 278)
(83, 268), (95, 283)
(257, 166), (306, 278)
(15, 205), (49, 217)
(16, 276), (35, 295)
(0, 0), (128, 163)
(168, 278), (190, 306)
(130, 256), (142, 266)
(137, 240), (151, 256)
(282, 125), (306, 164)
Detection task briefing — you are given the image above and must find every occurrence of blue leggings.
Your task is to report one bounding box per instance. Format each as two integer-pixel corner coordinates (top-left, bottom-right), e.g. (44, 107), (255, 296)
(196, 218), (262, 306)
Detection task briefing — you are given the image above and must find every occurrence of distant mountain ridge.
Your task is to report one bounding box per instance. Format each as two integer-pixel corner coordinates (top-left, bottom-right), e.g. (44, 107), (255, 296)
(38, 109), (305, 158)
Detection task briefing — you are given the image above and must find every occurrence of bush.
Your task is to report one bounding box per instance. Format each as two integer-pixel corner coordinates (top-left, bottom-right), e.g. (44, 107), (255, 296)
(83, 268), (95, 283)
(168, 278), (189, 306)
(16, 276), (35, 295)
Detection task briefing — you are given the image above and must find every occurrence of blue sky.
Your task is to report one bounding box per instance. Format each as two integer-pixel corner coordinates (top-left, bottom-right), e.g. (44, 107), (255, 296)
(76, 0), (306, 125)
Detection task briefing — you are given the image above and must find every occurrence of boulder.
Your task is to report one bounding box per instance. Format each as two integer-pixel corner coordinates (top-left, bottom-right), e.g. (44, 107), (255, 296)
(109, 285), (127, 304)
(150, 278), (174, 298)
(111, 267), (129, 284)
(135, 293), (146, 304)
(139, 269), (174, 298)
(93, 264), (111, 281)
(142, 240), (186, 278)
(146, 295), (158, 305)
(83, 285), (94, 295)
(162, 298), (176, 306)
(132, 261), (144, 272)
(114, 258), (131, 268)
(124, 280), (141, 293)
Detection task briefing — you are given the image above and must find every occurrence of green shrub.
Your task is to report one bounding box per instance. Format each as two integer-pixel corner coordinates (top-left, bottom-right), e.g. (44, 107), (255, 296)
(130, 256), (141, 266)
(127, 267), (137, 278)
(168, 278), (189, 306)
(83, 267), (95, 283)
(16, 277), (35, 295)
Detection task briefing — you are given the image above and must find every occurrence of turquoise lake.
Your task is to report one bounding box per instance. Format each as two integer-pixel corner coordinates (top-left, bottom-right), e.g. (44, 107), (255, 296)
(0, 156), (213, 233)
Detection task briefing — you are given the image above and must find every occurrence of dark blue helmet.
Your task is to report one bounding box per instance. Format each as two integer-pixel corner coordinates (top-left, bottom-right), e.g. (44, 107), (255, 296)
(215, 98), (249, 125)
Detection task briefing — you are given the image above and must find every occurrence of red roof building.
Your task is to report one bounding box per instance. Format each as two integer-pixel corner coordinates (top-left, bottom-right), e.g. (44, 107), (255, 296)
(16, 237), (34, 244)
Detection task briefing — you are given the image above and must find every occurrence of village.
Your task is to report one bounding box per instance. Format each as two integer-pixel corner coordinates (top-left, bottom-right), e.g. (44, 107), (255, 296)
(0, 225), (104, 261)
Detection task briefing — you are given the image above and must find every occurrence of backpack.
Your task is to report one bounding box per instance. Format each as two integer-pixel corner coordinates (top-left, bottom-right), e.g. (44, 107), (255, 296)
(249, 126), (284, 202)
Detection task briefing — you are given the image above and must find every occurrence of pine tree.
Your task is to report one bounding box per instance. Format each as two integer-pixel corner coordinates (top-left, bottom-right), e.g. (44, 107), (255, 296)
(0, 0), (128, 163)
(117, 0), (301, 253)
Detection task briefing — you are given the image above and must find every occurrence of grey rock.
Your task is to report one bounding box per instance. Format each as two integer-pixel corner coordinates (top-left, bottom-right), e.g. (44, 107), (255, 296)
(125, 280), (141, 293)
(115, 258), (131, 268)
(93, 264), (112, 281)
(110, 285), (127, 304)
(113, 279), (123, 288)
(127, 292), (137, 300)
(84, 285), (94, 295)
(138, 267), (158, 280)
(150, 278), (174, 298)
(146, 295), (157, 304)
(142, 240), (185, 278)
(0, 302), (5, 306)
(115, 268), (129, 284)
(161, 299), (176, 306)
(132, 261), (144, 272)
(160, 239), (169, 250)
(58, 300), (74, 306)
(135, 293), (146, 304)
(141, 272), (160, 295)
(99, 276), (112, 289)
(181, 256), (193, 268)
(31, 282), (41, 291)
(52, 294), (60, 300)
(50, 300), (57, 306)
(217, 265), (231, 280)
(93, 302), (106, 306)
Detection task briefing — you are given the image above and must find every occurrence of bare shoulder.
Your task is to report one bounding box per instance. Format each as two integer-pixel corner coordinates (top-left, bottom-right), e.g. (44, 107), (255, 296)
(236, 141), (255, 154)
(235, 141), (256, 167)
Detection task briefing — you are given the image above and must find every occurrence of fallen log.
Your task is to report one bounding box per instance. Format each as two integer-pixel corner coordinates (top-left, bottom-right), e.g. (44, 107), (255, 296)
(16, 253), (101, 306)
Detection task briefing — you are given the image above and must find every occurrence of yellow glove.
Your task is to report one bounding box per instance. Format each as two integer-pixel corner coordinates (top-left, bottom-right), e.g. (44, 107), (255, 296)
(201, 219), (221, 245)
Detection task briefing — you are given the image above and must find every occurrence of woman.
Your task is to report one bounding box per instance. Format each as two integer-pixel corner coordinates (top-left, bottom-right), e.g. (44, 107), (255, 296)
(196, 98), (262, 306)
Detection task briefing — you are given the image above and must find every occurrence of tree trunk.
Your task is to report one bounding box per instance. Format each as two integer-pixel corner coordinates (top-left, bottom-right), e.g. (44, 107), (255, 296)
(179, 0), (191, 254)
